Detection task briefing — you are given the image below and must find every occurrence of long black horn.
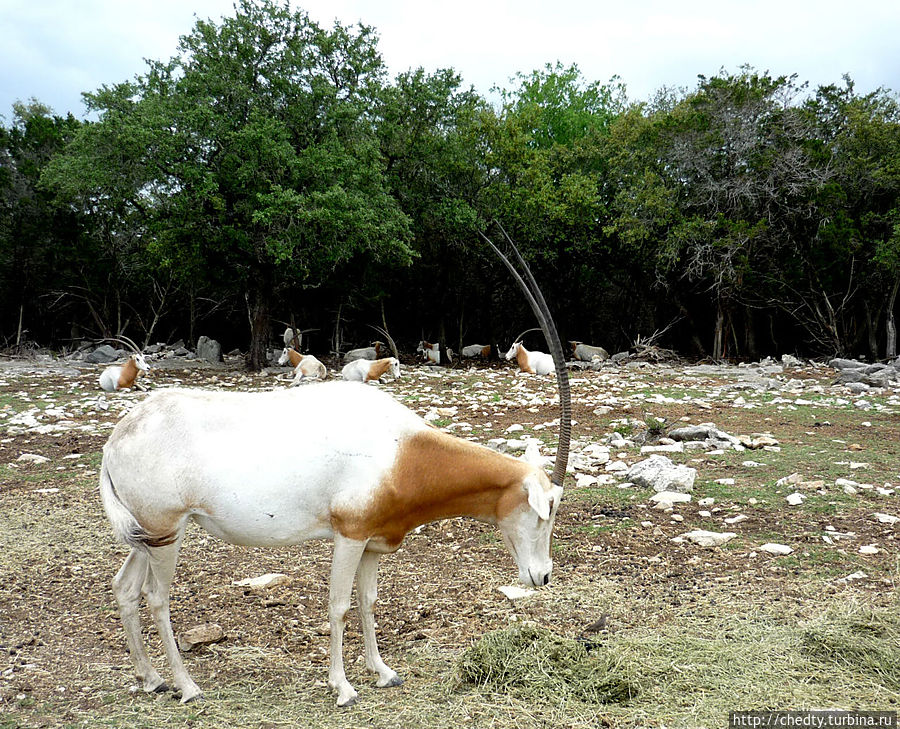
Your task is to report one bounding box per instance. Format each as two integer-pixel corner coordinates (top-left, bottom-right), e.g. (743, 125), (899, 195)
(513, 327), (541, 344)
(370, 325), (399, 361)
(480, 226), (571, 487)
(108, 336), (141, 355)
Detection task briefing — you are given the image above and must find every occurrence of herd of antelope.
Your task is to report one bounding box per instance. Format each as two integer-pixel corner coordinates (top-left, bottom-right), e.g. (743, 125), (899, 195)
(94, 230), (611, 707)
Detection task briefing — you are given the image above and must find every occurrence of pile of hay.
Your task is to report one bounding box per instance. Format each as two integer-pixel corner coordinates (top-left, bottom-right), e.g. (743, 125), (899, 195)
(801, 603), (900, 690)
(457, 624), (638, 705)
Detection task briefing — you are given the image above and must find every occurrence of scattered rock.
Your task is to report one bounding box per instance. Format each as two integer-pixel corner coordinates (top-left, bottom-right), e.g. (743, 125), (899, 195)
(858, 545), (880, 555)
(233, 573), (291, 589)
(85, 345), (123, 364)
(872, 513), (899, 525)
(498, 585), (535, 601)
(626, 455), (696, 494)
(836, 570), (868, 583)
(785, 492), (805, 506)
(676, 530), (737, 548)
(196, 336), (223, 364)
(16, 453), (49, 465)
(178, 623), (225, 652)
(758, 543), (793, 555)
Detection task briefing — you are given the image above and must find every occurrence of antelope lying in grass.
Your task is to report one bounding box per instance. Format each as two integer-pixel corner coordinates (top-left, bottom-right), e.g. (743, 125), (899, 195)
(570, 341), (609, 362)
(278, 347), (327, 382)
(341, 357), (399, 383)
(99, 228), (570, 707)
(461, 343), (496, 359)
(99, 337), (151, 392)
(505, 334), (554, 375)
(343, 341), (384, 363)
(417, 340), (441, 364)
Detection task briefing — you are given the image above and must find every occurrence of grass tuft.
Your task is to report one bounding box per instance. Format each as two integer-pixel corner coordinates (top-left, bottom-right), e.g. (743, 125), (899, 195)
(457, 624), (639, 705)
(801, 601), (900, 689)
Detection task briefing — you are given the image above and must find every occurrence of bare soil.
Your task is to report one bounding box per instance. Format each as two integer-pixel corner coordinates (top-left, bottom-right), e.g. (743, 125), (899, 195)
(1, 356), (898, 728)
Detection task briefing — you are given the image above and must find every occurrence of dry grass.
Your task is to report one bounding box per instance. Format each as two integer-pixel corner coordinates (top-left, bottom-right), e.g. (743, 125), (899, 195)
(457, 624), (638, 704)
(2, 359), (900, 728)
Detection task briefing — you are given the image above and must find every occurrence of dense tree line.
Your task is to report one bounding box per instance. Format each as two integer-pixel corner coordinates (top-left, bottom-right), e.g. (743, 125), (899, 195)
(2, 0), (898, 367)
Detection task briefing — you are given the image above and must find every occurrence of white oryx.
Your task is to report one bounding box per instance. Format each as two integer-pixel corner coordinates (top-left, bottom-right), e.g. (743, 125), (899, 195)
(416, 340), (441, 364)
(461, 343), (496, 359)
(570, 341), (610, 362)
(342, 341), (384, 363)
(340, 356), (400, 383)
(278, 347), (327, 382)
(99, 337), (151, 392)
(99, 229), (570, 708)
(505, 339), (554, 375)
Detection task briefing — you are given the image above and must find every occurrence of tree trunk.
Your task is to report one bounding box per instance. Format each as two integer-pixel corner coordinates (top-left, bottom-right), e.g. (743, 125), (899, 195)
(712, 301), (725, 360)
(887, 275), (900, 359)
(247, 268), (273, 371)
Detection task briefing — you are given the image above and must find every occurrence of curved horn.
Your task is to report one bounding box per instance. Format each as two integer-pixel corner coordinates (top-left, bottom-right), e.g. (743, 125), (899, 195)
(512, 327), (541, 344)
(107, 336), (142, 355)
(370, 325), (399, 361)
(480, 225), (571, 487)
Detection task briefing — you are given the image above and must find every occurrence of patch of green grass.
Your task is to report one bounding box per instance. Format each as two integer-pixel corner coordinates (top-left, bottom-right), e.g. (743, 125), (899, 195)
(773, 545), (871, 578)
(573, 519), (635, 536)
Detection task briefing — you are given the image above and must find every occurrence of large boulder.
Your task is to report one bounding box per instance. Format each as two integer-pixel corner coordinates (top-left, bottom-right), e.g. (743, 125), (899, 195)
(85, 344), (123, 363)
(196, 336), (223, 363)
(626, 455), (696, 493)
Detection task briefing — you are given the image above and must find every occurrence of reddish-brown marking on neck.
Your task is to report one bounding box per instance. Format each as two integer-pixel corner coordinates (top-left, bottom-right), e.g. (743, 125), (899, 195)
(481, 345), (491, 358)
(570, 341), (579, 357)
(515, 344), (535, 373)
(331, 429), (533, 547)
(365, 358), (394, 381)
(117, 357), (140, 389)
(287, 348), (303, 367)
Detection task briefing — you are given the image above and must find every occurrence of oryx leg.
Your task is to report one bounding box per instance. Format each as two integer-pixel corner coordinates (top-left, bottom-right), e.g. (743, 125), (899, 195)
(142, 535), (202, 703)
(112, 548), (168, 694)
(356, 550), (402, 688)
(328, 535), (368, 707)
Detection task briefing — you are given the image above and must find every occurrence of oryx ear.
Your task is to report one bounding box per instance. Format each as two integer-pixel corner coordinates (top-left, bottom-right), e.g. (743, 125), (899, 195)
(522, 442), (544, 468)
(524, 475), (551, 521)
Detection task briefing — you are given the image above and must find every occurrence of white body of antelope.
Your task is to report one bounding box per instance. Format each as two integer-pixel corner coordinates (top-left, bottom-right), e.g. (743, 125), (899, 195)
(461, 344), (495, 359)
(340, 357), (400, 383)
(417, 340), (441, 364)
(570, 341), (609, 362)
(99, 383), (561, 707)
(278, 347), (327, 382)
(99, 353), (151, 392)
(343, 342), (384, 363)
(504, 341), (554, 375)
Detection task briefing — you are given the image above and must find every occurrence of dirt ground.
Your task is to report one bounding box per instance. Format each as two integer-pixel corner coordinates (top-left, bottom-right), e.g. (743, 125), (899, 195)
(1, 354), (898, 728)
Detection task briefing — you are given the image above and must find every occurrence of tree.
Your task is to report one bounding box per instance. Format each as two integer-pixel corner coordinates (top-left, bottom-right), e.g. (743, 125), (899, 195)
(376, 67), (490, 349)
(484, 64), (628, 345)
(45, 0), (412, 368)
(0, 101), (82, 346)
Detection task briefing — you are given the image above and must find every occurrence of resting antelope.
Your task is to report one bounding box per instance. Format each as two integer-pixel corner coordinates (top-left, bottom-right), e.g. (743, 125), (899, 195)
(99, 228), (570, 707)
(505, 339), (554, 375)
(340, 356), (400, 383)
(461, 343), (496, 359)
(278, 347), (327, 382)
(417, 340), (441, 365)
(99, 337), (151, 392)
(343, 341), (384, 363)
(570, 341), (609, 362)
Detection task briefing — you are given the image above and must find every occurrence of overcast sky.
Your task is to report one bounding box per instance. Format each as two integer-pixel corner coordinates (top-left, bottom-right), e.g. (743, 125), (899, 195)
(2, 0), (899, 121)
